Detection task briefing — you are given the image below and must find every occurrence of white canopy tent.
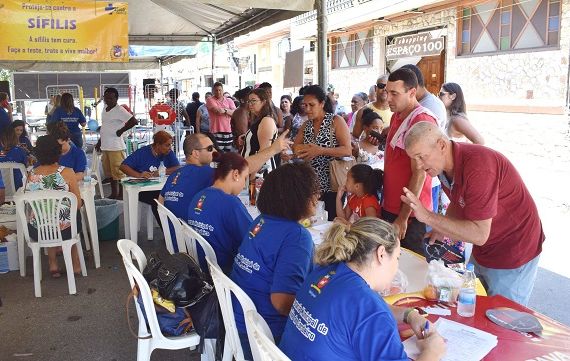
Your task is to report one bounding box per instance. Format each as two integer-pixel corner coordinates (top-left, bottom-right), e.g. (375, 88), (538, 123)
(0, 0), (315, 71)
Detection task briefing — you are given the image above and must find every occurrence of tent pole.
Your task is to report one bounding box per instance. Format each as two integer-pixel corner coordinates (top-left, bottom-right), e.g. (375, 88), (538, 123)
(317, 0), (328, 88)
(211, 37), (216, 84)
(159, 58), (163, 88)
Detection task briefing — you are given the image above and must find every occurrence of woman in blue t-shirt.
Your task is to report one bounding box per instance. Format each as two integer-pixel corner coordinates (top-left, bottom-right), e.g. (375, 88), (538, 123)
(279, 218), (446, 361)
(187, 152), (252, 273)
(230, 162), (320, 359)
(50, 93), (86, 148)
(11, 120), (33, 152)
(47, 122), (87, 182)
(0, 126), (29, 190)
(120, 130), (180, 224)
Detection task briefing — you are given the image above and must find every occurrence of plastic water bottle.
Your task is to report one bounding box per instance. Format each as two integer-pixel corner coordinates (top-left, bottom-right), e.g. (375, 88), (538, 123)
(457, 263), (477, 317)
(83, 167), (92, 185)
(158, 161), (166, 181)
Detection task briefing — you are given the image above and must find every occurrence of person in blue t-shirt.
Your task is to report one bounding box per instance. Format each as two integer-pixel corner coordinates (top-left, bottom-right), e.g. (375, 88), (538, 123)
(47, 122), (87, 182)
(49, 93), (87, 148)
(159, 131), (296, 253)
(158, 133), (216, 252)
(187, 152), (252, 273)
(279, 218), (446, 361)
(230, 162), (320, 359)
(11, 120), (33, 153)
(120, 130), (180, 225)
(0, 127), (29, 190)
(0, 92), (12, 135)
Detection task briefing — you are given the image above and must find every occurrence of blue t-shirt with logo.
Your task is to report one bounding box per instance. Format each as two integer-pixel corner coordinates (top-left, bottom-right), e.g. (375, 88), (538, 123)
(59, 142), (87, 173)
(0, 146), (27, 189)
(231, 215), (314, 339)
(122, 145), (179, 173)
(279, 262), (408, 361)
(160, 164), (214, 252)
(50, 107), (87, 134)
(187, 187), (252, 272)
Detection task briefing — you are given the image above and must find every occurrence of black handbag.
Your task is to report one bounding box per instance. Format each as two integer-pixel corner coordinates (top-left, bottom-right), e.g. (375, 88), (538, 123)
(144, 252), (213, 308)
(188, 290), (225, 359)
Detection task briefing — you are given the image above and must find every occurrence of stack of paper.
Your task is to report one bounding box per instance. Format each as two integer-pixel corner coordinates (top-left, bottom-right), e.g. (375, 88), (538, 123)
(403, 318), (498, 361)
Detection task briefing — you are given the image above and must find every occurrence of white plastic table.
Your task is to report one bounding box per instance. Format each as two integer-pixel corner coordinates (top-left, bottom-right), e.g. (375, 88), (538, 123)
(122, 178), (166, 245)
(16, 179), (101, 277)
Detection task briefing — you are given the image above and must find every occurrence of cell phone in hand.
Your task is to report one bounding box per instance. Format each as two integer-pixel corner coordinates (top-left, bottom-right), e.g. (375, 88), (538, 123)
(368, 130), (383, 141)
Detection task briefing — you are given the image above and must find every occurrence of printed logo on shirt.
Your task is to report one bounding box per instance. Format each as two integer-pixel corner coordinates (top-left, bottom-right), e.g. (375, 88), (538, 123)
(234, 253), (260, 274)
(309, 271), (336, 297)
(248, 218), (265, 238)
(194, 194), (206, 213)
(289, 299), (329, 342)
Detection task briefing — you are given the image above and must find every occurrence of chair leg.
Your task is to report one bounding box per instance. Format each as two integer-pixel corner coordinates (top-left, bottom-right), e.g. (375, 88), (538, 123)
(136, 339), (152, 361)
(146, 207), (153, 240)
(81, 207), (91, 251)
(62, 244), (77, 295)
(77, 240), (87, 276)
(32, 247), (42, 298)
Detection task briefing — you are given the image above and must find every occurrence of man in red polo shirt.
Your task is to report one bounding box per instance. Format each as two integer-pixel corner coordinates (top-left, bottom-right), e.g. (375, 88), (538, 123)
(402, 122), (544, 305)
(383, 68), (437, 254)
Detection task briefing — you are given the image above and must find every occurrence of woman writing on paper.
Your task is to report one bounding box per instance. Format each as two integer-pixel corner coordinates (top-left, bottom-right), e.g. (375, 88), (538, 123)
(280, 218), (446, 361)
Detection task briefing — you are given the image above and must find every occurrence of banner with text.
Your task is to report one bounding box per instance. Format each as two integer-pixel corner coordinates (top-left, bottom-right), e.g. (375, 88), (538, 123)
(0, 1), (129, 62)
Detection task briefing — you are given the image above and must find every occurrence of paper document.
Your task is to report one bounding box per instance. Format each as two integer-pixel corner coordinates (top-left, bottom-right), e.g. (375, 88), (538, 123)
(403, 318), (498, 361)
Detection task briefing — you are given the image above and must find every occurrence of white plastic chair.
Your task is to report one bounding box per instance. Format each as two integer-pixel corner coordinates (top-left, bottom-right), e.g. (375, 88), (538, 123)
(116, 239), (204, 361)
(206, 257), (257, 361)
(245, 310), (291, 361)
(180, 221), (218, 269)
(14, 190), (87, 297)
(90, 149), (105, 197)
(155, 200), (185, 254)
(0, 162), (27, 201)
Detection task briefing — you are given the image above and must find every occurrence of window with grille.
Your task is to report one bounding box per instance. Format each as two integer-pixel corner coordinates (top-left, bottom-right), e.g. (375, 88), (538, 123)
(331, 29), (374, 69)
(458, 0), (560, 56)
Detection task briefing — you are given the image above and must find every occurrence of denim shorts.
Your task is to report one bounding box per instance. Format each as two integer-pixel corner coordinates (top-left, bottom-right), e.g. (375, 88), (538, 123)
(471, 254), (540, 306)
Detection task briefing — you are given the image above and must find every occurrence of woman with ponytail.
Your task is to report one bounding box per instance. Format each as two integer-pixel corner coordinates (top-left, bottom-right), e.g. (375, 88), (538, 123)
(186, 152), (252, 273)
(280, 218), (446, 361)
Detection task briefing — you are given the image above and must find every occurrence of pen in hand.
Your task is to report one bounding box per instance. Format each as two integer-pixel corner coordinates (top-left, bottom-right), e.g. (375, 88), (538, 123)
(422, 321), (430, 339)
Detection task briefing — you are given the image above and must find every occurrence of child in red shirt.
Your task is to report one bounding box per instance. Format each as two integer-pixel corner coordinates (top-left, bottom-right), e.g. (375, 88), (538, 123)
(336, 164), (382, 223)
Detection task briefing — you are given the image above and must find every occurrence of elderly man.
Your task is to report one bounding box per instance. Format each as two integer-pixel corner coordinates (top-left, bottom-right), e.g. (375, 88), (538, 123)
(401, 121), (544, 306)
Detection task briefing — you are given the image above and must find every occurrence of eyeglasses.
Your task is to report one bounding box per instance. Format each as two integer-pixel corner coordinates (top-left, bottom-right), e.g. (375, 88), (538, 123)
(375, 83), (387, 90)
(439, 92), (449, 97)
(247, 99), (260, 104)
(196, 145), (215, 152)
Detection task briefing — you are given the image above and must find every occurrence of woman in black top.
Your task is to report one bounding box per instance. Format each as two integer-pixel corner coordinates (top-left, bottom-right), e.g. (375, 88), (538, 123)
(241, 88), (278, 179)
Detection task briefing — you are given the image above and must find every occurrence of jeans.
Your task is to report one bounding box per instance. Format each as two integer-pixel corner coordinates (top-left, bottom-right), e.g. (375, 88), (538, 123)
(471, 255), (540, 306)
(320, 191), (338, 221)
(382, 210), (426, 256)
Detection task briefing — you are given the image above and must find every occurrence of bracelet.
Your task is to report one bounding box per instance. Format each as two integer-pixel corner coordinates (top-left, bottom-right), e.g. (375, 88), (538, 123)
(403, 308), (416, 324)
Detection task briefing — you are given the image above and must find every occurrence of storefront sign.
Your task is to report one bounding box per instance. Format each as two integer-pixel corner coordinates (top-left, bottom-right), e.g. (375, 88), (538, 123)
(386, 32), (444, 60)
(0, 1), (129, 62)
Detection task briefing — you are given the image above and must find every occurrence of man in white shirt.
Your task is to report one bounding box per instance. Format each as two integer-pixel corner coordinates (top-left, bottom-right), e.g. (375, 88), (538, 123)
(95, 87), (137, 199)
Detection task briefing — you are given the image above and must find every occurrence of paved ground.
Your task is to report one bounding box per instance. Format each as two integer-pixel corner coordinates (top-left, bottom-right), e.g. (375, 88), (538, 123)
(0, 111), (568, 361)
